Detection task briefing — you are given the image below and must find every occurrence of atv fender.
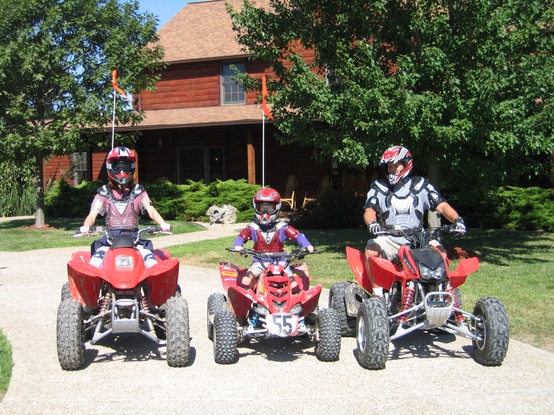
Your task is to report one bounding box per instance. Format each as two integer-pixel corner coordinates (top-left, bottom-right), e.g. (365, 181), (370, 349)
(227, 285), (255, 319)
(345, 247), (373, 293)
(449, 257), (480, 289)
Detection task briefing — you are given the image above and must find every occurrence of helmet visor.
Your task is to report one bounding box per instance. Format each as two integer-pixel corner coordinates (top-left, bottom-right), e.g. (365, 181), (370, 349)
(111, 160), (134, 174)
(255, 202), (278, 214)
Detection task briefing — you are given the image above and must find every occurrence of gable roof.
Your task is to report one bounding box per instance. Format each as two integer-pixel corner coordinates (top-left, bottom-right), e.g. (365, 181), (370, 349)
(158, 0), (267, 64)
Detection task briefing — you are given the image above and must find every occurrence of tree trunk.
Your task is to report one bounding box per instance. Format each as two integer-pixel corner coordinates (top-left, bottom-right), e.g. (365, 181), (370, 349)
(427, 158), (441, 228)
(34, 155), (45, 228)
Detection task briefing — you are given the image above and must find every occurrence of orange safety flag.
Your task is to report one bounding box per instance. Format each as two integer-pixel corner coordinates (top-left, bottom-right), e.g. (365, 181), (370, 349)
(261, 74), (273, 120)
(112, 70), (132, 103)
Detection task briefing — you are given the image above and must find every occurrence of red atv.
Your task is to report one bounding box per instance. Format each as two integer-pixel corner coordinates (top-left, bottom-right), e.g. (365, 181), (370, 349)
(329, 225), (509, 369)
(207, 248), (341, 364)
(56, 226), (190, 370)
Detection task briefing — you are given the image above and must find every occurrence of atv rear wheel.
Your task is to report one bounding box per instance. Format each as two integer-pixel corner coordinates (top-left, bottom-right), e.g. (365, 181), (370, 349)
(213, 309), (239, 364)
(56, 299), (85, 370)
(165, 296), (191, 367)
(61, 282), (71, 301)
(329, 282), (356, 337)
(207, 293), (227, 341)
(472, 296), (509, 366)
(356, 297), (389, 370)
(315, 308), (341, 362)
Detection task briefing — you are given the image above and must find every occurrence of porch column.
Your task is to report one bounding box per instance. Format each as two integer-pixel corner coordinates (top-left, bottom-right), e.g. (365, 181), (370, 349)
(247, 127), (256, 184)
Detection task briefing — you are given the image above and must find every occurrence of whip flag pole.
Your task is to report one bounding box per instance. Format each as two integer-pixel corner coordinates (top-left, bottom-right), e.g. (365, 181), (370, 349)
(111, 70), (132, 149)
(261, 75), (273, 187)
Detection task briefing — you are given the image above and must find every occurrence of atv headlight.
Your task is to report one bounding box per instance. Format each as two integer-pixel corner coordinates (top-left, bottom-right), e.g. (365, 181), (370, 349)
(419, 263), (445, 281)
(254, 304), (269, 316)
(115, 255), (134, 269)
(290, 303), (303, 315)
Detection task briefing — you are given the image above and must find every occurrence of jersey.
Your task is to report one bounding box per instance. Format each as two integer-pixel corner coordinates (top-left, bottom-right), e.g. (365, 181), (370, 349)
(364, 177), (445, 241)
(234, 220), (311, 262)
(91, 184), (148, 230)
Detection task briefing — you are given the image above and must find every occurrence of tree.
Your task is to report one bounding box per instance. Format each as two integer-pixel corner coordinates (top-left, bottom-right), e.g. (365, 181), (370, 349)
(0, 0), (165, 227)
(229, 0), (554, 192)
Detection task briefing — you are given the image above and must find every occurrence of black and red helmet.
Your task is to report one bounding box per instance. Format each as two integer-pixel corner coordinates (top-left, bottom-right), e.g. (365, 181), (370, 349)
(252, 187), (282, 225)
(106, 146), (136, 185)
(379, 145), (413, 185)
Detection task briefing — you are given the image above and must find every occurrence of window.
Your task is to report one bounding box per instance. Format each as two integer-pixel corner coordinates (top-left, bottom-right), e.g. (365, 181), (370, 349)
(72, 152), (88, 186)
(178, 147), (224, 184)
(221, 62), (246, 105)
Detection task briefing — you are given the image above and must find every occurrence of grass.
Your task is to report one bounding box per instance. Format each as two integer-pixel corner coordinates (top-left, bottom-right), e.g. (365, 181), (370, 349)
(0, 329), (13, 394)
(0, 219), (552, 395)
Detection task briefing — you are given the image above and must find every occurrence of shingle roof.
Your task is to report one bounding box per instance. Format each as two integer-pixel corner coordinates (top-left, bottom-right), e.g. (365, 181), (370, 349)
(117, 104), (267, 131)
(157, 0), (253, 63)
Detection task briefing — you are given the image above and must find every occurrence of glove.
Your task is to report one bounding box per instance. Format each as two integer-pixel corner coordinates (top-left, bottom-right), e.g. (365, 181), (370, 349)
(234, 246), (244, 252)
(453, 217), (466, 237)
(160, 222), (171, 232)
(80, 225), (90, 234)
(367, 221), (380, 235)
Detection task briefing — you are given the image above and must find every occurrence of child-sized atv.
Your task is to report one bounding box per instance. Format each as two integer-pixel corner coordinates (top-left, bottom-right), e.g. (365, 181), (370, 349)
(207, 248), (341, 364)
(56, 226), (190, 370)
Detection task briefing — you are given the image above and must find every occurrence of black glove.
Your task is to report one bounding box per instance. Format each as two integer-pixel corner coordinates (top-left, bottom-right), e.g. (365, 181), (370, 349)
(368, 221), (381, 235)
(453, 217), (466, 238)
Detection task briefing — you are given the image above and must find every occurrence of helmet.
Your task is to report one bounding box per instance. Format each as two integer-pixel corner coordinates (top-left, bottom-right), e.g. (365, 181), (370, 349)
(106, 146), (136, 185)
(252, 187), (282, 225)
(379, 145), (413, 185)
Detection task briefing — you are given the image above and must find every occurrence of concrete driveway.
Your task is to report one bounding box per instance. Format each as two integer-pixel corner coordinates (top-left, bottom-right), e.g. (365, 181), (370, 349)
(0, 223), (553, 414)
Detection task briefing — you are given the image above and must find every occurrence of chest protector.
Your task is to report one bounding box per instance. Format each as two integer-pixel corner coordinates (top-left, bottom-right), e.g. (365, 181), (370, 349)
(375, 178), (430, 230)
(98, 184), (144, 230)
(250, 222), (288, 252)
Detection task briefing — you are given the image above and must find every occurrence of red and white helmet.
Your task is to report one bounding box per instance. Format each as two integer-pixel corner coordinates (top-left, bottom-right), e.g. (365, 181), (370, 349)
(379, 145), (413, 185)
(106, 146), (136, 185)
(253, 187), (282, 225)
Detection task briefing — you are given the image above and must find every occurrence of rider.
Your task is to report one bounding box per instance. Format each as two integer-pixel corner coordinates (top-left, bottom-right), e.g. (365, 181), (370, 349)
(364, 145), (466, 297)
(234, 187), (315, 295)
(80, 146), (171, 268)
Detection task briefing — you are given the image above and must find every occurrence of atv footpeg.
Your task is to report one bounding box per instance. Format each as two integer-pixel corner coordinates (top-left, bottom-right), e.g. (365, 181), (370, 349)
(424, 292), (454, 326)
(111, 299), (140, 333)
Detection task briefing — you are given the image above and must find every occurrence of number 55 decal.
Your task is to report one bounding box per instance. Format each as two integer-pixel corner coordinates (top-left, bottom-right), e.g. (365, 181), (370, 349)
(268, 314), (298, 337)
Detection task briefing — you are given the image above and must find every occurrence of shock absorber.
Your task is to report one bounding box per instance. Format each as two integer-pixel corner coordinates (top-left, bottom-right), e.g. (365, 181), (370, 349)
(398, 281), (415, 323)
(141, 296), (151, 314)
(446, 283), (464, 323)
(98, 293), (110, 315)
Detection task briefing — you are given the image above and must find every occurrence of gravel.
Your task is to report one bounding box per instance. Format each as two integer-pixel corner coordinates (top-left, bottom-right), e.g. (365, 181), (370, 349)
(0, 222), (553, 414)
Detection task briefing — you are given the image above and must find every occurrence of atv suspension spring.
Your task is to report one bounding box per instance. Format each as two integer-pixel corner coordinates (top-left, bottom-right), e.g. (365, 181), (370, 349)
(447, 286), (464, 323)
(399, 282), (415, 323)
(141, 296), (151, 314)
(99, 293), (110, 314)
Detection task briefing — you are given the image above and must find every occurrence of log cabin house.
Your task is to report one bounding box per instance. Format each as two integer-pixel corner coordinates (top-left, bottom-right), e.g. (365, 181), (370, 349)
(43, 0), (370, 207)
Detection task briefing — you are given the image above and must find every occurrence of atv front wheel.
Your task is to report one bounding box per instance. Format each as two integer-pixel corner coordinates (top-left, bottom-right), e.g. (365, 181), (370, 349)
(207, 293), (227, 341)
(56, 299), (85, 370)
(356, 297), (389, 370)
(472, 296), (509, 366)
(315, 308), (341, 362)
(60, 282), (71, 301)
(213, 309), (239, 364)
(329, 282), (356, 337)
(165, 296), (191, 367)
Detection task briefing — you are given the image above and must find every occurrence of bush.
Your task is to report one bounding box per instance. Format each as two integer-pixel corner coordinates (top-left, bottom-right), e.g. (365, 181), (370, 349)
(447, 186), (553, 231)
(45, 178), (260, 222)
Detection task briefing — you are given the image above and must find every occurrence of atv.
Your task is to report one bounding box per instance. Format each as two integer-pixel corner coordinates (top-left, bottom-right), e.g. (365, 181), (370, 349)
(56, 226), (190, 370)
(207, 248), (341, 364)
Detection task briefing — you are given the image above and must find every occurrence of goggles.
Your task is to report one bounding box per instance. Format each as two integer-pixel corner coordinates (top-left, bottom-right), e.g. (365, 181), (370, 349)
(110, 160), (134, 174)
(255, 202), (278, 214)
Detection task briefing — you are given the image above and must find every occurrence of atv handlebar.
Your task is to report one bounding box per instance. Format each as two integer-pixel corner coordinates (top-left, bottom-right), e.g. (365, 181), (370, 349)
(74, 226), (172, 239)
(373, 224), (460, 248)
(226, 247), (318, 265)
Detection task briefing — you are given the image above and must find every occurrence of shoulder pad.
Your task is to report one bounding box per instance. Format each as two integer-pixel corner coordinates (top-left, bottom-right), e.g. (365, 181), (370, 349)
(274, 221), (287, 230)
(131, 184), (145, 196)
(249, 222), (260, 232)
(371, 180), (390, 195)
(410, 177), (427, 193)
(97, 185), (110, 197)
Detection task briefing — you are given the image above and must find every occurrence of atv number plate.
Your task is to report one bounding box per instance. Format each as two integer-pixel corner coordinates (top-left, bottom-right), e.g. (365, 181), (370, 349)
(266, 313), (299, 337)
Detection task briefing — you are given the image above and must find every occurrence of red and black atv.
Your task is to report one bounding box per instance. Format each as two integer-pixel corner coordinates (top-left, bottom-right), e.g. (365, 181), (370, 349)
(207, 248), (341, 364)
(56, 226), (190, 370)
(329, 225), (509, 370)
